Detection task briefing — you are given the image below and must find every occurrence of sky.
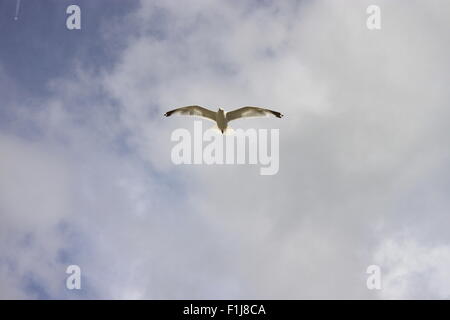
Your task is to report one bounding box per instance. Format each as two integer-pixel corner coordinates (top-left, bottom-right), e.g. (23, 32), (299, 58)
(1, 0), (450, 299)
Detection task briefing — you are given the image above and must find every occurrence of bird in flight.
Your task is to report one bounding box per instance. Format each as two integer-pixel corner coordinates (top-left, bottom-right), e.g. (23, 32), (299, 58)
(164, 105), (283, 134)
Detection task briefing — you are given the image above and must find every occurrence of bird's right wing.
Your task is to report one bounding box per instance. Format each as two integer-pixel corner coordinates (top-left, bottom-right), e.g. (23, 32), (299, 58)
(226, 106), (283, 122)
(164, 105), (216, 122)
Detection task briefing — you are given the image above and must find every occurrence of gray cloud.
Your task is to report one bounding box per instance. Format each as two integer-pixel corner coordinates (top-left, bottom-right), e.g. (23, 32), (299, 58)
(1, 0), (450, 299)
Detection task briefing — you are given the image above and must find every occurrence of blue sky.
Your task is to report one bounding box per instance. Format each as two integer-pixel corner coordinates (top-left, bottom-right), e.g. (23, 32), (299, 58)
(0, 0), (136, 93)
(1, 0), (450, 299)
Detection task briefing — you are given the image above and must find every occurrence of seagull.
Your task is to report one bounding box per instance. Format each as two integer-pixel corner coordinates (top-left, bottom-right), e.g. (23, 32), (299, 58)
(164, 105), (283, 134)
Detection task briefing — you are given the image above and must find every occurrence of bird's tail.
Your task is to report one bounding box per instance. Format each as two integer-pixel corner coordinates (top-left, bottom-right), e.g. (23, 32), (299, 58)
(208, 125), (234, 135)
(223, 126), (234, 136)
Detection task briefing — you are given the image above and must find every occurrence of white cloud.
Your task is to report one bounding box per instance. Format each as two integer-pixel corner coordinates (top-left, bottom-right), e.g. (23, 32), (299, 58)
(0, 134), (72, 298)
(374, 235), (450, 299)
(1, 0), (450, 299)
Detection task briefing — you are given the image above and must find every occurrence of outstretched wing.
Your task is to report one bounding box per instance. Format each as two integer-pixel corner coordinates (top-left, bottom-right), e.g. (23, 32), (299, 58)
(226, 106), (283, 122)
(164, 105), (216, 122)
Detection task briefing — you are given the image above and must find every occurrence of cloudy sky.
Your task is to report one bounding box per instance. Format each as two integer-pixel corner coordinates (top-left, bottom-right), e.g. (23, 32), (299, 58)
(1, 0), (450, 299)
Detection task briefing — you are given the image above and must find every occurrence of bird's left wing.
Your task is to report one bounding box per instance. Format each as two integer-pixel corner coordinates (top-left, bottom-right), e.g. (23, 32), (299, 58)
(164, 105), (216, 122)
(226, 106), (283, 122)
